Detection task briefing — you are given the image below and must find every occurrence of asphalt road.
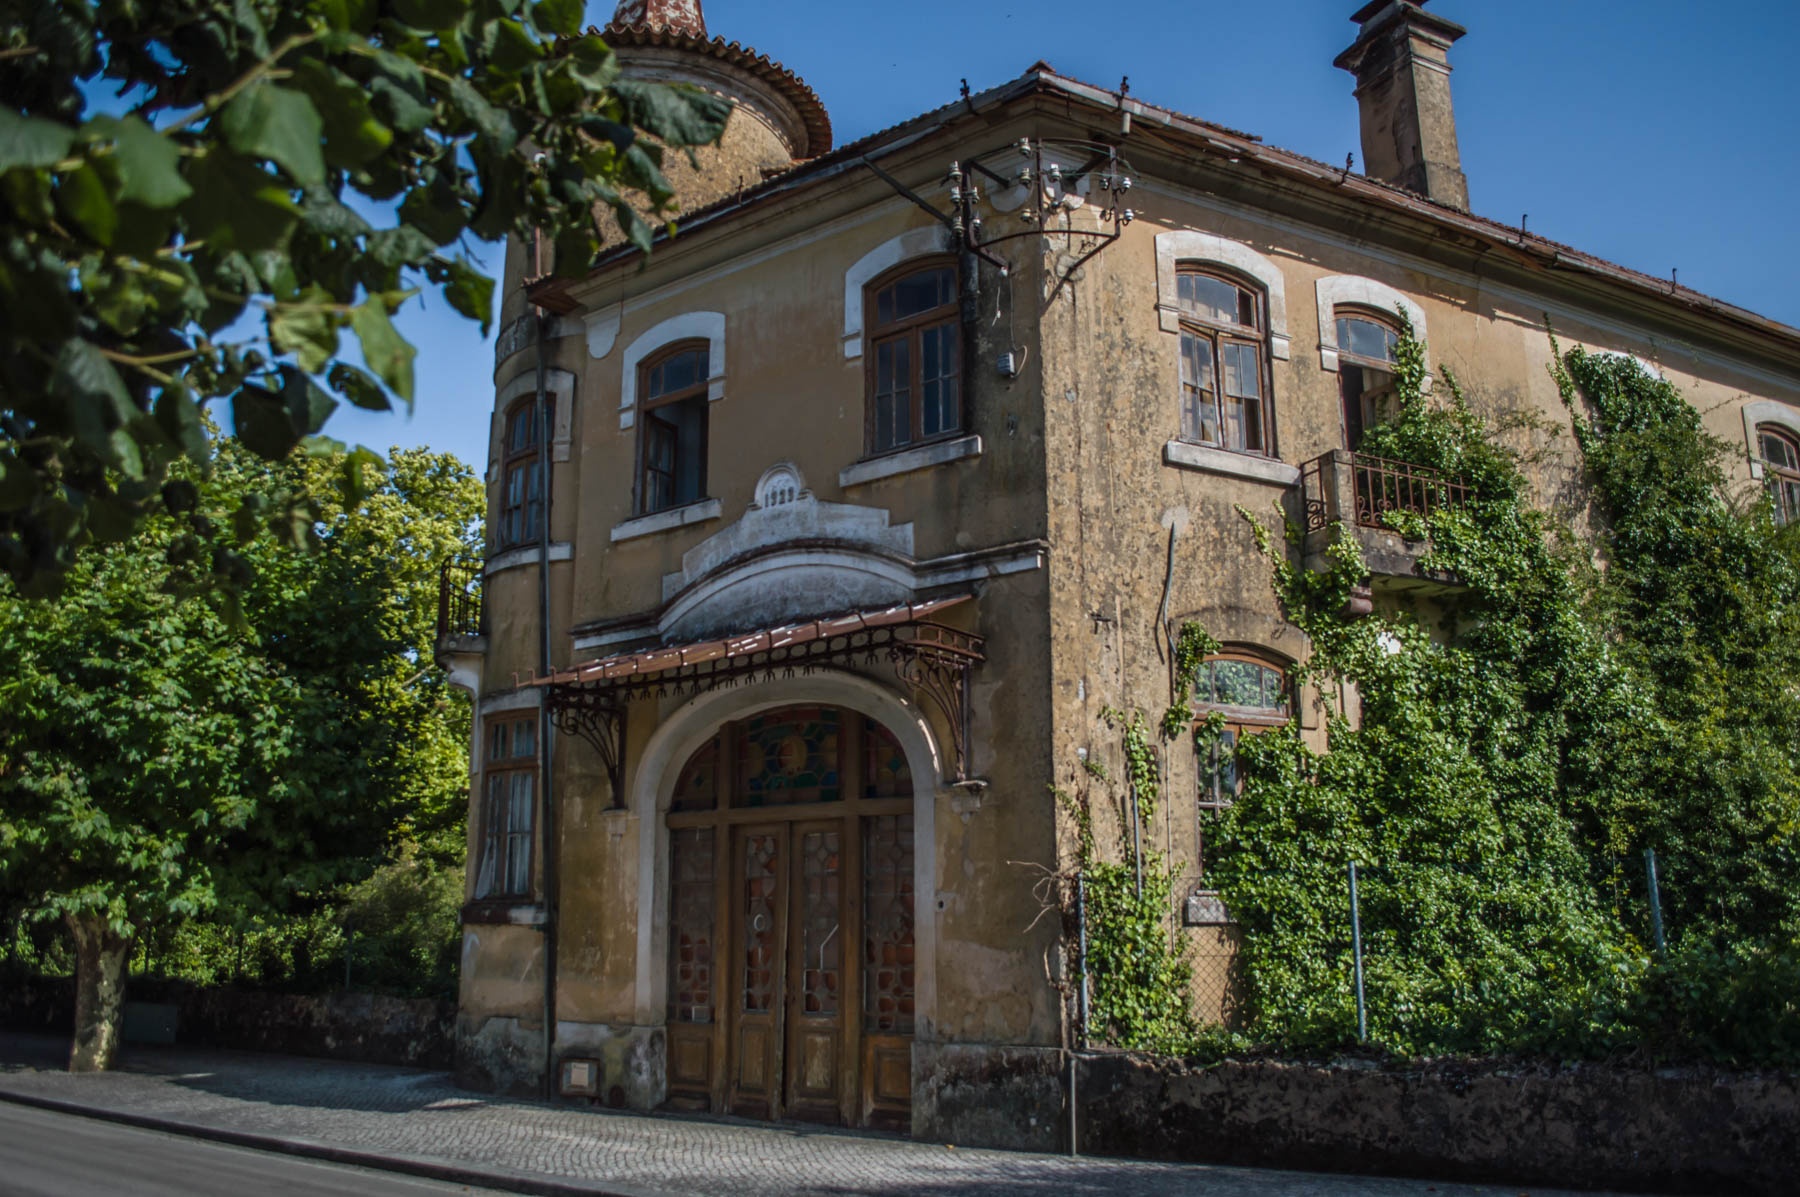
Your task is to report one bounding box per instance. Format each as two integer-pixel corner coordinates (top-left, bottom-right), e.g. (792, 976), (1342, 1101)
(0, 1102), (518, 1197)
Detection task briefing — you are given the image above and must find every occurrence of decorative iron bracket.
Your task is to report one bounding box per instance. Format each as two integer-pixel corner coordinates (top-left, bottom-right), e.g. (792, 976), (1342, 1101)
(548, 686), (627, 810)
(888, 623), (984, 783)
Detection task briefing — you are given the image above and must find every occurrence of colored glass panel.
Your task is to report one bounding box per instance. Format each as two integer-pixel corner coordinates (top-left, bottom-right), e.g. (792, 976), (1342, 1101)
(734, 707), (842, 807)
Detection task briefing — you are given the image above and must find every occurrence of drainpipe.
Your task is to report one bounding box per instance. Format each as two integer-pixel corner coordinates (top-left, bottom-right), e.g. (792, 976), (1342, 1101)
(534, 308), (559, 1101)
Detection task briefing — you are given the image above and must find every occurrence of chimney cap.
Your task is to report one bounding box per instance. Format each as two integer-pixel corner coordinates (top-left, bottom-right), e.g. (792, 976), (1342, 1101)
(1346, 0), (1466, 39)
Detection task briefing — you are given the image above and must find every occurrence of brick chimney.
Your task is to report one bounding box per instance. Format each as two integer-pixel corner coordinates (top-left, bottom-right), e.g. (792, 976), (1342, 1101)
(1335, 1), (1470, 211)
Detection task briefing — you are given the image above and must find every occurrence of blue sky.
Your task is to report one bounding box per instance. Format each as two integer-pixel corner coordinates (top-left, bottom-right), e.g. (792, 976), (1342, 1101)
(332, 0), (1800, 470)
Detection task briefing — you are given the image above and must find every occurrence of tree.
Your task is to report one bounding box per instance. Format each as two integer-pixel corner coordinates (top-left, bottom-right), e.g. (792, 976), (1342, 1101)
(0, 438), (484, 1070)
(0, 0), (727, 594)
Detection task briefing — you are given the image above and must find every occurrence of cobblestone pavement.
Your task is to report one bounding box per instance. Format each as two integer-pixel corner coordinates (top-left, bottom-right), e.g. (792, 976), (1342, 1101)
(0, 1033), (1645, 1197)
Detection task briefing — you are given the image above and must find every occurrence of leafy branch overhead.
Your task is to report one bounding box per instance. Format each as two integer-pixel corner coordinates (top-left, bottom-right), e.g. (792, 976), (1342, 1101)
(0, 0), (731, 594)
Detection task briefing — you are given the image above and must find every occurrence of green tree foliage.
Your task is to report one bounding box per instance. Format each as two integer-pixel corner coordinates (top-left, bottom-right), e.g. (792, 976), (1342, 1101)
(0, 0), (728, 593)
(0, 438), (482, 1067)
(1181, 331), (1800, 1064)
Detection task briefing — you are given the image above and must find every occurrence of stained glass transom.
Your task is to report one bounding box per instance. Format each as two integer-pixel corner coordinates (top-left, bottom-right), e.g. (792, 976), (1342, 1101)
(669, 828), (716, 1024)
(863, 718), (913, 799)
(863, 814), (916, 1035)
(735, 707), (841, 807)
(671, 735), (719, 813)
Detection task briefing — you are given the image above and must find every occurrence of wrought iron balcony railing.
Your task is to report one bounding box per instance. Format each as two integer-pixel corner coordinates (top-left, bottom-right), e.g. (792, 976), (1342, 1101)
(1302, 451), (1469, 534)
(436, 562), (485, 642)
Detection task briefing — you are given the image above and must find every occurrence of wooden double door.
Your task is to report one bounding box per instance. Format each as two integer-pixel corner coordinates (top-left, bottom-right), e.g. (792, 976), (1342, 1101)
(665, 706), (916, 1129)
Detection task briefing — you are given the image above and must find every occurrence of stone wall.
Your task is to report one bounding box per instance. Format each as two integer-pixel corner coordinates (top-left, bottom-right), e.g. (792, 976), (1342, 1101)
(0, 976), (454, 1070)
(1076, 1052), (1799, 1197)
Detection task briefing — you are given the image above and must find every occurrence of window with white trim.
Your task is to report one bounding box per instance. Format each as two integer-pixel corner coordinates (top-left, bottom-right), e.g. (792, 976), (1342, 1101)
(1176, 267), (1271, 455)
(636, 341), (711, 516)
(1334, 306), (1401, 451)
(1760, 425), (1800, 526)
(865, 259), (962, 456)
(499, 397), (552, 548)
(476, 715), (537, 900)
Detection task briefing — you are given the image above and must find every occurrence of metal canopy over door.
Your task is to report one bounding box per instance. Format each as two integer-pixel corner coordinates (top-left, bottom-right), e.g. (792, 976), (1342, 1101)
(664, 705), (916, 1130)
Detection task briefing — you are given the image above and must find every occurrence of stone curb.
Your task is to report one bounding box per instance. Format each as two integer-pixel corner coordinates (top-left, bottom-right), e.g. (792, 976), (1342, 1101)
(0, 1086), (675, 1197)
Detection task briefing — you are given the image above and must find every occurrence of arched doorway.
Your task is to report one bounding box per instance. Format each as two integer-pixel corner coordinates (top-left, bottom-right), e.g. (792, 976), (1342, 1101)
(663, 704), (916, 1130)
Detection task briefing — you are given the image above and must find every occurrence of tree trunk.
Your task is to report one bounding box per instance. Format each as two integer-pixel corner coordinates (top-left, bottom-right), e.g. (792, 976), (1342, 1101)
(66, 912), (132, 1073)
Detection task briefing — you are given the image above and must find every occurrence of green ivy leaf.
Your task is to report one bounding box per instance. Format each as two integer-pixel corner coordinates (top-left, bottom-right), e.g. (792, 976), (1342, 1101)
(220, 83), (327, 189)
(269, 292), (341, 374)
(154, 386), (211, 464)
(610, 80), (732, 149)
(531, 0), (583, 38)
(232, 368), (337, 460)
(350, 298), (416, 410)
(326, 362), (391, 412)
(0, 109), (76, 171)
(437, 257), (493, 334)
(55, 162), (119, 246)
(50, 340), (139, 473)
(289, 61), (394, 169)
(181, 150), (300, 253)
(393, 0), (472, 31)
(90, 115), (194, 209)
(0, 452), (40, 513)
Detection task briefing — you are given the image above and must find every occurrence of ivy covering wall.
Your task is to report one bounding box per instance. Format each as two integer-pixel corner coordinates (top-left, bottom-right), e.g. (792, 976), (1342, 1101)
(1083, 329), (1800, 1066)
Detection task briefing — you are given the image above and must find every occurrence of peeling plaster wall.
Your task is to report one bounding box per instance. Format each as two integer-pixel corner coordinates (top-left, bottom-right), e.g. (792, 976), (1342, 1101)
(1037, 126), (1800, 1025)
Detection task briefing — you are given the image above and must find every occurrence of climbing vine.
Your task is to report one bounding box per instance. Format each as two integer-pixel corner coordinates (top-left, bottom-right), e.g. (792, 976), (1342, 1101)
(1194, 323), (1800, 1064)
(1070, 707), (1198, 1054)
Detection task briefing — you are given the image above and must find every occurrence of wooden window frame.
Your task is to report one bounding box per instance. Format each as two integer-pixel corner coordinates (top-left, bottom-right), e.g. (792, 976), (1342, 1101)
(1176, 266), (1273, 457)
(1335, 306), (1401, 451)
(1760, 425), (1800, 526)
(474, 714), (538, 903)
(863, 258), (963, 458)
(498, 396), (552, 550)
(1192, 651), (1293, 813)
(635, 340), (712, 518)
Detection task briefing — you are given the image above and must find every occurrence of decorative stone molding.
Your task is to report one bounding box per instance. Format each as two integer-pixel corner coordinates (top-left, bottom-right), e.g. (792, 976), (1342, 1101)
(610, 498), (724, 543)
(486, 541), (573, 577)
(584, 309), (621, 359)
(1153, 231), (1291, 360)
(629, 671), (942, 1030)
(842, 226), (955, 360)
(494, 368), (576, 464)
(751, 461), (810, 510)
(619, 311), (726, 430)
(1163, 440), (1301, 487)
(655, 465), (915, 638)
(1741, 399), (1800, 481)
(839, 435), (983, 489)
(1315, 275), (1429, 376)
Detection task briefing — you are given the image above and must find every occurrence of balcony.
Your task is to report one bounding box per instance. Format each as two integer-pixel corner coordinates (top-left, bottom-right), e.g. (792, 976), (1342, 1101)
(1299, 450), (1467, 596)
(435, 563), (487, 688)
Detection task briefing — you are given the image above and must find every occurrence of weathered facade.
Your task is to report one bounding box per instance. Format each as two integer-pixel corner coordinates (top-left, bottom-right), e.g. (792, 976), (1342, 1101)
(441, 0), (1800, 1148)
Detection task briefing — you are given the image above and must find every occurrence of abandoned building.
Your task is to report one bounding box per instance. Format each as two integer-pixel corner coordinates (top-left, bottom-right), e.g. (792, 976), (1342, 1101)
(436, 0), (1800, 1149)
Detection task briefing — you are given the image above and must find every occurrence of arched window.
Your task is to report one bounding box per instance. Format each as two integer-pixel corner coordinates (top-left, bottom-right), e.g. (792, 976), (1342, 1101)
(499, 396), (552, 548)
(475, 713), (536, 899)
(1334, 305), (1401, 450)
(1760, 425), (1800, 525)
(637, 341), (711, 516)
(1192, 652), (1291, 811)
(1176, 267), (1270, 455)
(865, 260), (961, 455)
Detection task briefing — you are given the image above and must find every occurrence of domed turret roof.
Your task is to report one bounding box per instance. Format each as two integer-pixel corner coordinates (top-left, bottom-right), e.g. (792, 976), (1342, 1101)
(600, 0), (832, 159)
